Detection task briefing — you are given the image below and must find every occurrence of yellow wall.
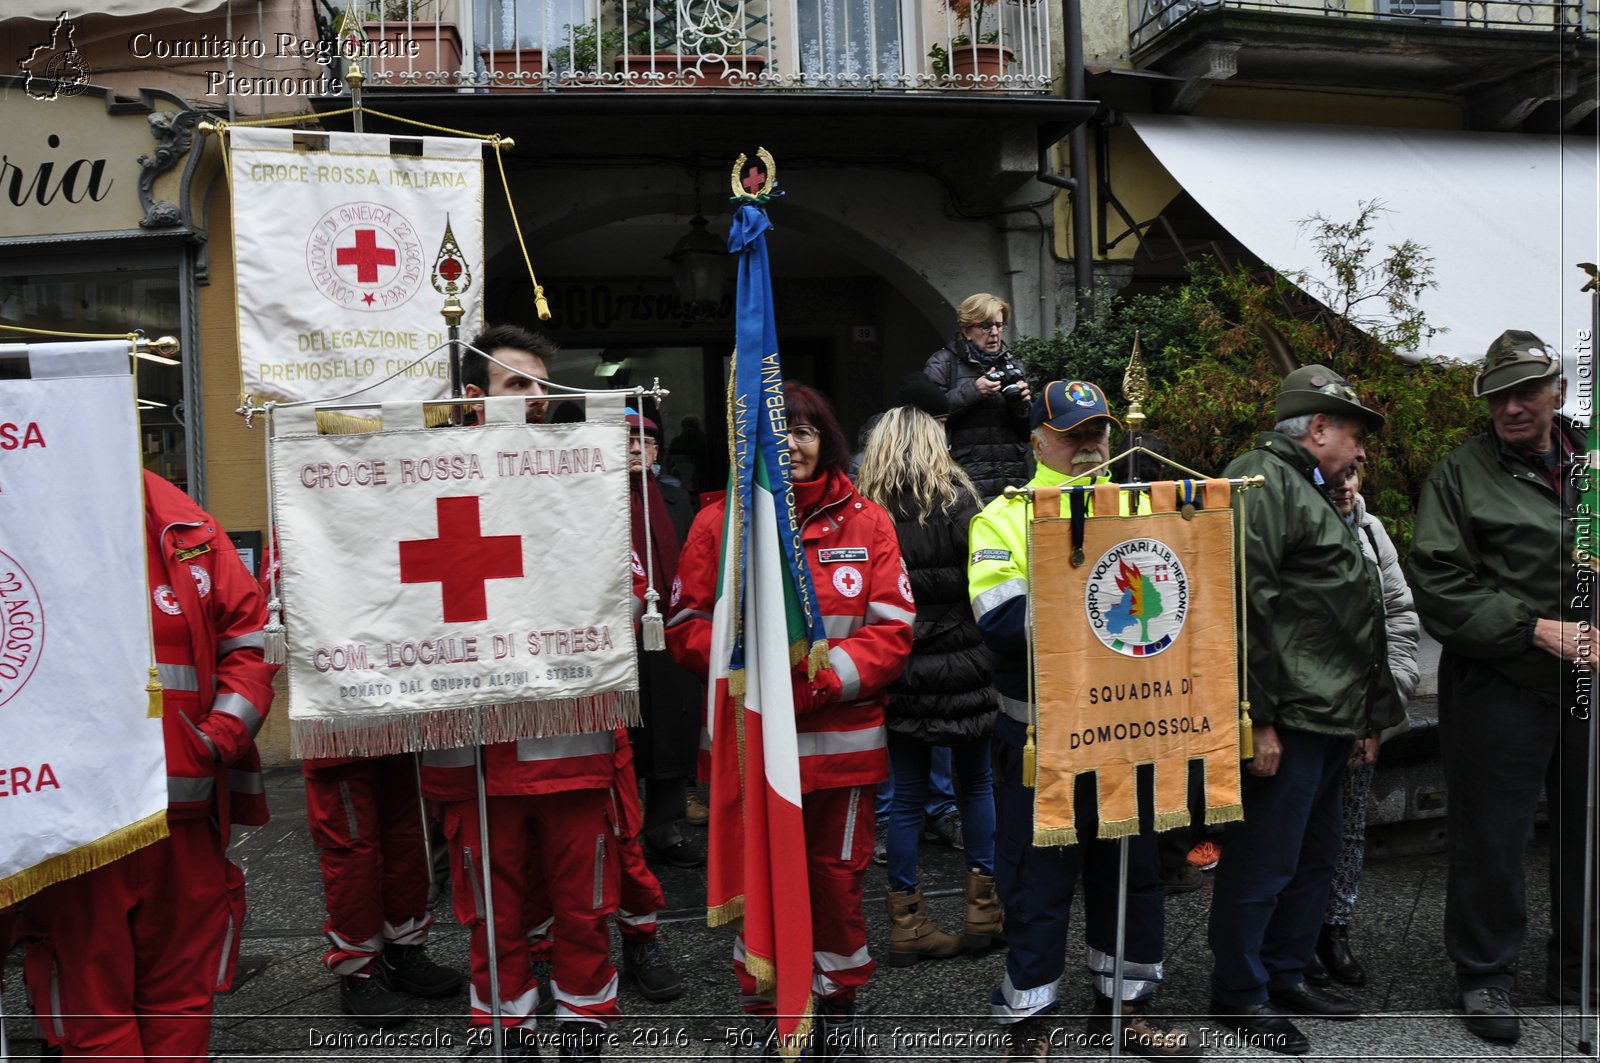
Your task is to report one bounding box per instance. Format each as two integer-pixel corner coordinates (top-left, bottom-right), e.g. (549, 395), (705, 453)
(195, 150), (292, 763)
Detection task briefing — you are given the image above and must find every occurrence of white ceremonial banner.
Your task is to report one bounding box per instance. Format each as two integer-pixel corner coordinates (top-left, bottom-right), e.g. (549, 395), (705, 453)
(271, 399), (639, 757)
(229, 127), (485, 403)
(0, 341), (166, 907)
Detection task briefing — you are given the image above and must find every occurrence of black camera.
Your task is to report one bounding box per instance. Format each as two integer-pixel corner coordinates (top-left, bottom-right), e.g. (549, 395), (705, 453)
(984, 361), (1028, 401)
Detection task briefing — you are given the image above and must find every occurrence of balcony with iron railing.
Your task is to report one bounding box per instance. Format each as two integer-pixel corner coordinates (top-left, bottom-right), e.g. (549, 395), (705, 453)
(1130, 0), (1594, 52)
(338, 0), (1056, 91)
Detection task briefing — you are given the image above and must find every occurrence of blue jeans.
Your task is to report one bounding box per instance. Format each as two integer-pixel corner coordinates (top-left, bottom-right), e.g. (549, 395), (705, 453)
(885, 731), (996, 891)
(1208, 726), (1348, 1006)
(876, 746), (957, 819)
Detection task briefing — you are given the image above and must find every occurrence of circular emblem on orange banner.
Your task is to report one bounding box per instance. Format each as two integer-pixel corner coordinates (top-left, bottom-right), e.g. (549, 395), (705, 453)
(0, 550), (45, 707)
(1083, 538), (1189, 657)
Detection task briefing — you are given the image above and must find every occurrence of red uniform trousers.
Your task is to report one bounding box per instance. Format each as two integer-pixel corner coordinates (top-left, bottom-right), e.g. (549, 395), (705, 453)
(304, 754), (432, 974)
(445, 789), (619, 1029)
(23, 819), (229, 1062)
(528, 816), (665, 963)
(735, 785), (877, 1013)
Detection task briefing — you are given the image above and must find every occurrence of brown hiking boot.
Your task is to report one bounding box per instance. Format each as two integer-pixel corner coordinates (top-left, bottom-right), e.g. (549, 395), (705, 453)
(962, 868), (1005, 954)
(1086, 995), (1198, 1060)
(885, 885), (962, 967)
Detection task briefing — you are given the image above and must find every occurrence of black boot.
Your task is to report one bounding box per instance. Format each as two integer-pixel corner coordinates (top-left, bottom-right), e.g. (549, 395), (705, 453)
(1304, 948), (1331, 987)
(1317, 923), (1367, 987)
(818, 1000), (872, 1061)
(380, 942), (464, 997)
(558, 1020), (605, 1061)
(339, 964), (407, 1028)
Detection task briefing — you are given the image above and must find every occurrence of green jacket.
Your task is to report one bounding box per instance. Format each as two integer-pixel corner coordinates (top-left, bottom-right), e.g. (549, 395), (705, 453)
(1224, 433), (1404, 738)
(1407, 417), (1586, 697)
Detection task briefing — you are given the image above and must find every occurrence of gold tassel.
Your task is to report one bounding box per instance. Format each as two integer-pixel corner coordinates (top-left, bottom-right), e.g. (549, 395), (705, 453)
(263, 598), (287, 665)
(145, 666), (164, 718)
(1239, 701), (1253, 760)
(640, 591), (665, 652)
(534, 284), (551, 321)
(1022, 723), (1037, 789)
(807, 639), (830, 680)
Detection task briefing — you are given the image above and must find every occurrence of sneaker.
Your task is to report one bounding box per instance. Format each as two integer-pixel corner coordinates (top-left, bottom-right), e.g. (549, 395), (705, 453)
(1461, 986), (1519, 1044)
(1003, 1015), (1054, 1060)
(340, 965), (407, 1028)
(622, 937), (685, 1002)
(1161, 862), (1204, 895)
(1086, 996), (1195, 1060)
(380, 943), (463, 998)
(1186, 840), (1220, 872)
(685, 791), (710, 827)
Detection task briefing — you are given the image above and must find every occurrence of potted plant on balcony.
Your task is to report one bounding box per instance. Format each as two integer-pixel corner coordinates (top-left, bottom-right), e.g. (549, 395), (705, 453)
(928, 0), (1013, 88)
(553, 1), (765, 88)
(355, 0), (464, 88)
(479, 0), (550, 88)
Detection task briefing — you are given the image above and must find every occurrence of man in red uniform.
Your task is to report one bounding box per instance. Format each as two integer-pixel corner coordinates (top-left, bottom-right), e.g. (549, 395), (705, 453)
(23, 471), (276, 1062)
(302, 750), (463, 1022)
(421, 325), (620, 1061)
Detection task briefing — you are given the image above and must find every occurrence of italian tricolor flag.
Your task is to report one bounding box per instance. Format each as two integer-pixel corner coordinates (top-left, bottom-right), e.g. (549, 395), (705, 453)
(704, 198), (830, 1058)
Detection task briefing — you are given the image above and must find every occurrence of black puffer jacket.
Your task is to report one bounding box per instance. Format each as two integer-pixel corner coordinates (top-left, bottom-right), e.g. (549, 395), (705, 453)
(884, 497), (998, 743)
(923, 340), (1032, 502)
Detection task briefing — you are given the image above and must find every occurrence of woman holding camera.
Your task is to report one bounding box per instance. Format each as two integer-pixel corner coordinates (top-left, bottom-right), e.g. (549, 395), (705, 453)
(922, 292), (1033, 502)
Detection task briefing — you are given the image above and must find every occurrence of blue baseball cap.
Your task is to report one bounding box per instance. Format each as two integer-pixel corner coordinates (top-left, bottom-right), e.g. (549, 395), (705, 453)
(1032, 380), (1121, 433)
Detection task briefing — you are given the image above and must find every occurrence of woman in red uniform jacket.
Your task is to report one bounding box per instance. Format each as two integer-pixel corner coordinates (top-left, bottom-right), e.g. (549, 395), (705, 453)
(666, 382), (913, 1057)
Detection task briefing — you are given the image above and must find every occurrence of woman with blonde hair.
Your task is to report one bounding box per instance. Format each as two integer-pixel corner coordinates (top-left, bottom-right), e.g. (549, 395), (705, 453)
(857, 404), (1002, 968)
(922, 292), (1033, 501)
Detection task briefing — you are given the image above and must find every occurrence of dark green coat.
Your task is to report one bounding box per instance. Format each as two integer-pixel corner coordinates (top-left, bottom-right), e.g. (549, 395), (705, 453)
(1408, 416), (1586, 698)
(1224, 432), (1404, 738)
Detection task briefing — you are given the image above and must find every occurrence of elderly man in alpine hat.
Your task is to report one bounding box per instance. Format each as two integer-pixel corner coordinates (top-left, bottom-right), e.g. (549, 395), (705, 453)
(1409, 330), (1591, 1045)
(1208, 365), (1405, 1056)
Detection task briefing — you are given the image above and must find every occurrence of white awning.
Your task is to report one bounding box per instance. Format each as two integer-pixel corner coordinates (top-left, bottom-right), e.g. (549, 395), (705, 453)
(6, 0), (227, 19)
(1127, 114), (1599, 366)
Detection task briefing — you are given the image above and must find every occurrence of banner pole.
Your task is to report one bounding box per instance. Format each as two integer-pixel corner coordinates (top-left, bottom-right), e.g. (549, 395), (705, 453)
(1577, 260), (1599, 1053)
(475, 738), (507, 1059)
(1105, 330), (1149, 1059)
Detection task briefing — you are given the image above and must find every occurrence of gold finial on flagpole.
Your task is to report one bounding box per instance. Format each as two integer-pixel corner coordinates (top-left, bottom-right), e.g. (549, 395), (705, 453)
(1122, 330), (1148, 434)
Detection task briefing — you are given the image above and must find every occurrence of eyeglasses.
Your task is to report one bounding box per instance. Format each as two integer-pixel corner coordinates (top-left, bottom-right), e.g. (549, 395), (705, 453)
(787, 425), (820, 444)
(972, 321), (1006, 333)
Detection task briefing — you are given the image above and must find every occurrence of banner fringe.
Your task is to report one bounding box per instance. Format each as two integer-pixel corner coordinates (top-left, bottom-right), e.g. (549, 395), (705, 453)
(1152, 809), (1191, 833)
(746, 950), (776, 996)
(806, 639), (829, 680)
(707, 895), (746, 928)
(778, 1002), (815, 1061)
(1032, 826), (1078, 847)
(1205, 801), (1244, 826)
(1098, 815), (1140, 840)
(728, 668), (747, 701)
(0, 811), (169, 908)
(289, 690), (640, 759)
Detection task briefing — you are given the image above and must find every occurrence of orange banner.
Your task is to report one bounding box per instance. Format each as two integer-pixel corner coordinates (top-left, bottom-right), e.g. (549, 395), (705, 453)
(1028, 482), (1242, 845)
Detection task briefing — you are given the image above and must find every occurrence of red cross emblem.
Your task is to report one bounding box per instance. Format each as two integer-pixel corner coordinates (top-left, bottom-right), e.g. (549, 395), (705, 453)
(832, 565), (863, 599)
(336, 228), (397, 284)
(742, 165), (765, 194)
(438, 257), (463, 283)
(399, 496), (524, 623)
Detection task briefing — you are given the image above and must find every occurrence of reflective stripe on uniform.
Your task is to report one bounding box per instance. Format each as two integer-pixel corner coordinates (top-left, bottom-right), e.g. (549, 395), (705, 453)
(999, 693), (1031, 724)
(472, 984), (539, 1024)
(973, 577), (1027, 620)
(158, 663), (198, 692)
(829, 645), (862, 701)
(797, 727), (885, 758)
(667, 607), (710, 628)
(218, 630), (265, 656)
(339, 780), (360, 841)
(1088, 946), (1162, 1001)
(993, 969), (1059, 1021)
(168, 775), (215, 803)
(516, 731), (614, 762)
(866, 601), (916, 626)
(823, 614), (861, 640)
(229, 769), (264, 795)
(213, 691), (265, 737)
(553, 970), (619, 1010)
(840, 786), (861, 861)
